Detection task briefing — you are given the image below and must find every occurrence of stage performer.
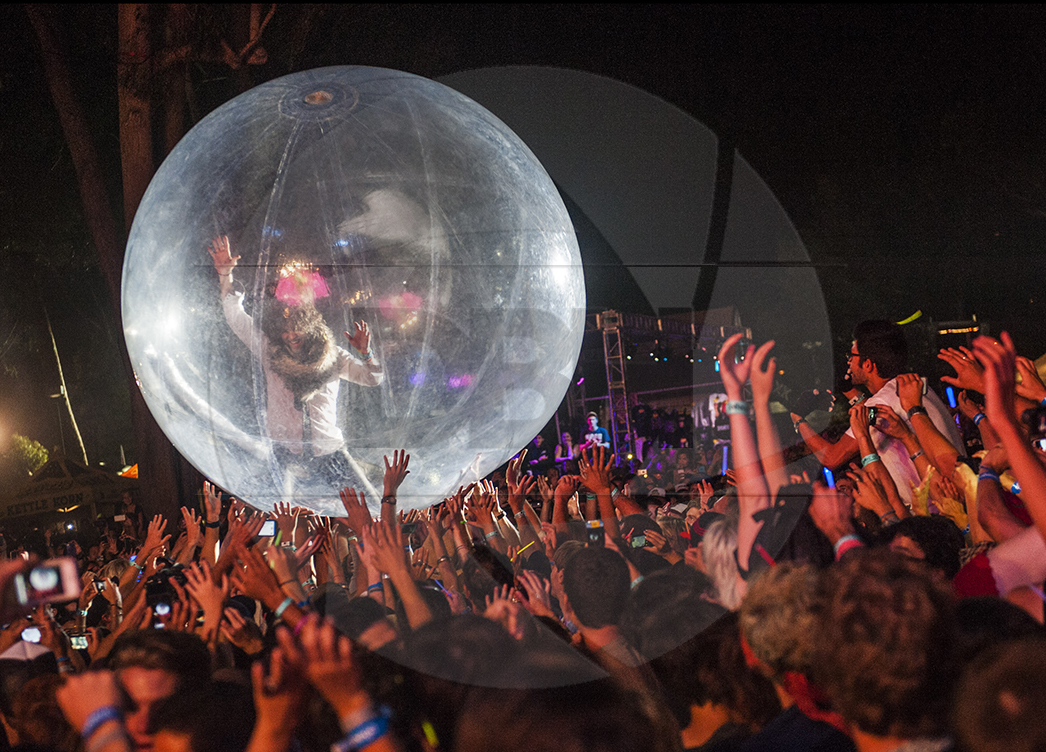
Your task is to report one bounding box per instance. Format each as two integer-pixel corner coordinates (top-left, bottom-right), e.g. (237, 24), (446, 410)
(209, 236), (383, 488)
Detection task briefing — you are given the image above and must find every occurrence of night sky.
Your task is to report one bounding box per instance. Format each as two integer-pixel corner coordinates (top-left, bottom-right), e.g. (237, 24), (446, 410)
(1, 4), (1044, 470)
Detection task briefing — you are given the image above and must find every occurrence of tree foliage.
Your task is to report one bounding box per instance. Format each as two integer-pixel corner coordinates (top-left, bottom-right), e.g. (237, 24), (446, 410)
(9, 434), (48, 476)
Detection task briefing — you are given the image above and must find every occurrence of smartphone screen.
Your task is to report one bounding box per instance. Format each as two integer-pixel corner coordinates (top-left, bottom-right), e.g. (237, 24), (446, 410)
(70, 635), (89, 650)
(21, 627), (41, 644)
(257, 519), (277, 537)
(14, 558), (80, 607)
(630, 534), (647, 548)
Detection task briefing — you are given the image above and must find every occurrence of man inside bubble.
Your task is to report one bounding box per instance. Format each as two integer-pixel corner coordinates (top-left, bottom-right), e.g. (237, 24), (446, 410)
(209, 236), (383, 489)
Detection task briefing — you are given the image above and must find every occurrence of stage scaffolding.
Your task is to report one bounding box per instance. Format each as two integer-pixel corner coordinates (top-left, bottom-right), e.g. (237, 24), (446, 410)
(592, 309), (750, 460)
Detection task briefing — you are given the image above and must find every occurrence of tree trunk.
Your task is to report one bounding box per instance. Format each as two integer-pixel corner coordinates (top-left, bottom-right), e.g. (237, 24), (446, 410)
(118, 3), (154, 228)
(25, 4), (124, 308)
(29, 4), (192, 520)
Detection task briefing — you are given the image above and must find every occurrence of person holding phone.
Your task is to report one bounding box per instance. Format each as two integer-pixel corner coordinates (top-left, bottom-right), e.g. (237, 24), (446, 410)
(791, 320), (959, 506)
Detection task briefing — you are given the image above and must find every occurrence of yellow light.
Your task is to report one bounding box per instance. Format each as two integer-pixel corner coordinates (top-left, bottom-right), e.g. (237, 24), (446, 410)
(938, 326), (979, 335)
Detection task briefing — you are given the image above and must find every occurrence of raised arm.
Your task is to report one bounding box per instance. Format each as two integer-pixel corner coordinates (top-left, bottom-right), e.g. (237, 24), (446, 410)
(208, 235), (239, 299)
(895, 373), (960, 476)
(717, 334), (771, 572)
(749, 340), (789, 498)
(974, 332), (1046, 542)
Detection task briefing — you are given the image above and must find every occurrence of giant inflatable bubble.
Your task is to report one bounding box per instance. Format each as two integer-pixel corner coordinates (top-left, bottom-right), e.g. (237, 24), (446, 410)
(122, 66), (585, 515)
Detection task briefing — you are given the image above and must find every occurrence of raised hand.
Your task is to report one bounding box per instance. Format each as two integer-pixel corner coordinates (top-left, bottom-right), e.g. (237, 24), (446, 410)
(717, 333), (756, 400)
(284, 616), (369, 718)
(482, 584), (535, 642)
(180, 506), (203, 550)
(1015, 356), (1046, 404)
(183, 562), (229, 623)
(577, 445), (614, 493)
(807, 481), (856, 546)
(359, 520), (408, 577)
(956, 390), (984, 421)
(748, 340), (777, 406)
(870, 404), (913, 442)
(895, 373), (925, 413)
(515, 569), (556, 619)
(344, 320), (371, 354)
(382, 450), (411, 498)
(939, 346), (985, 393)
(232, 544), (285, 607)
(849, 403), (875, 440)
(694, 479), (714, 509)
(208, 235), (240, 276)
(848, 469), (892, 519)
(338, 487), (373, 534)
(142, 514), (168, 552)
(221, 606), (264, 656)
(202, 481), (222, 524)
(272, 501), (297, 541)
(973, 333), (1019, 427)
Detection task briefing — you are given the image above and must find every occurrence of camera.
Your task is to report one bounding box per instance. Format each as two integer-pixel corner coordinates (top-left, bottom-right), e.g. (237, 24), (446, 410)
(14, 558), (80, 607)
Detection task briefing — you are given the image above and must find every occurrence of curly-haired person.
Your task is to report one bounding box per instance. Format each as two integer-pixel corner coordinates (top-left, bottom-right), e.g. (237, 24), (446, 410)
(814, 549), (957, 752)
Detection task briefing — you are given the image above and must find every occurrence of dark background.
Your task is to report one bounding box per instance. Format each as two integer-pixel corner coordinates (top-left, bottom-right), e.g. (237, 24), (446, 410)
(1, 4), (1043, 471)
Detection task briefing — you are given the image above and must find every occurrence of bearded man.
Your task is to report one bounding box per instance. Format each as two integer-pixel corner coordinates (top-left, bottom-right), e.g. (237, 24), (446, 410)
(209, 236), (383, 488)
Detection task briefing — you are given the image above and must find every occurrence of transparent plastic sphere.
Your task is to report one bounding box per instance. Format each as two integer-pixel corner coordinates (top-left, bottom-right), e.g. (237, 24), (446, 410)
(122, 66), (585, 515)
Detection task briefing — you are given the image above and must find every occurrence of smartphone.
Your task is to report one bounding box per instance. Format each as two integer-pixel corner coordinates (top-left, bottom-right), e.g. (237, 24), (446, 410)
(630, 534), (647, 548)
(867, 407), (878, 424)
(96, 579), (107, 591)
(14, 558), (81, 607)
(637, 469), (648, 478)
(20, 626), (41, 644)
(585, 520), (605, 547)
(257, 519), (277, 537)
(114, 514), (127, 522)
(70, 634), (89, 650)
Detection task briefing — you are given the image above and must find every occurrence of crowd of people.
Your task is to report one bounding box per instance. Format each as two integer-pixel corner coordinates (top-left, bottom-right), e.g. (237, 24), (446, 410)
(0, 319), (1044, 752)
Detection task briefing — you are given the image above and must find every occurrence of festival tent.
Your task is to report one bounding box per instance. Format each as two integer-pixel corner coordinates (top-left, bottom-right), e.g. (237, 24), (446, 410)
(0, 455), (138, 533)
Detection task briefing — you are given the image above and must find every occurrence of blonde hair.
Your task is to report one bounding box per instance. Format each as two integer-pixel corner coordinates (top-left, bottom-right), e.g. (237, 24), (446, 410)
(701, 516), (743, 610)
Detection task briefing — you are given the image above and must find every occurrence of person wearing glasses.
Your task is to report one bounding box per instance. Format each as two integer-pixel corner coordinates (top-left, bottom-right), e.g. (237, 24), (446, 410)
(790, 320), (960, 506)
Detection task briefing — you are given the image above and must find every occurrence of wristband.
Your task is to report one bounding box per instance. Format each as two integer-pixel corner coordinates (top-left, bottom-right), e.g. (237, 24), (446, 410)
(296, 599), (310, 609)
(366, 583), (383, 593)
(724, 400), (748, 416)
(332, 715), (389, 752)
(359, 351), (374, 362)
(833, 534), (862, 556)
(1041, 397), (1046, 406)
(81, 706), (123, 742)
(514, 511), (525, 519)
(860, 453), (881, 467)
(906, 405), (928, 419)
(879, 511), (899, 524)
(973, 412), (986, 425)
(381, 496), (396, 505)
(278, 579), (297, 587)
(1011, 481), (1022, 495)
(630, 575), (645, 589)
(978, 469), (1000, 483)
(273, 596), (294, 620)
(204, 520), (221, 529)
(909, 450), (924, 462)
(79, 608), (89, 617)
(484, 530), (498, 540)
